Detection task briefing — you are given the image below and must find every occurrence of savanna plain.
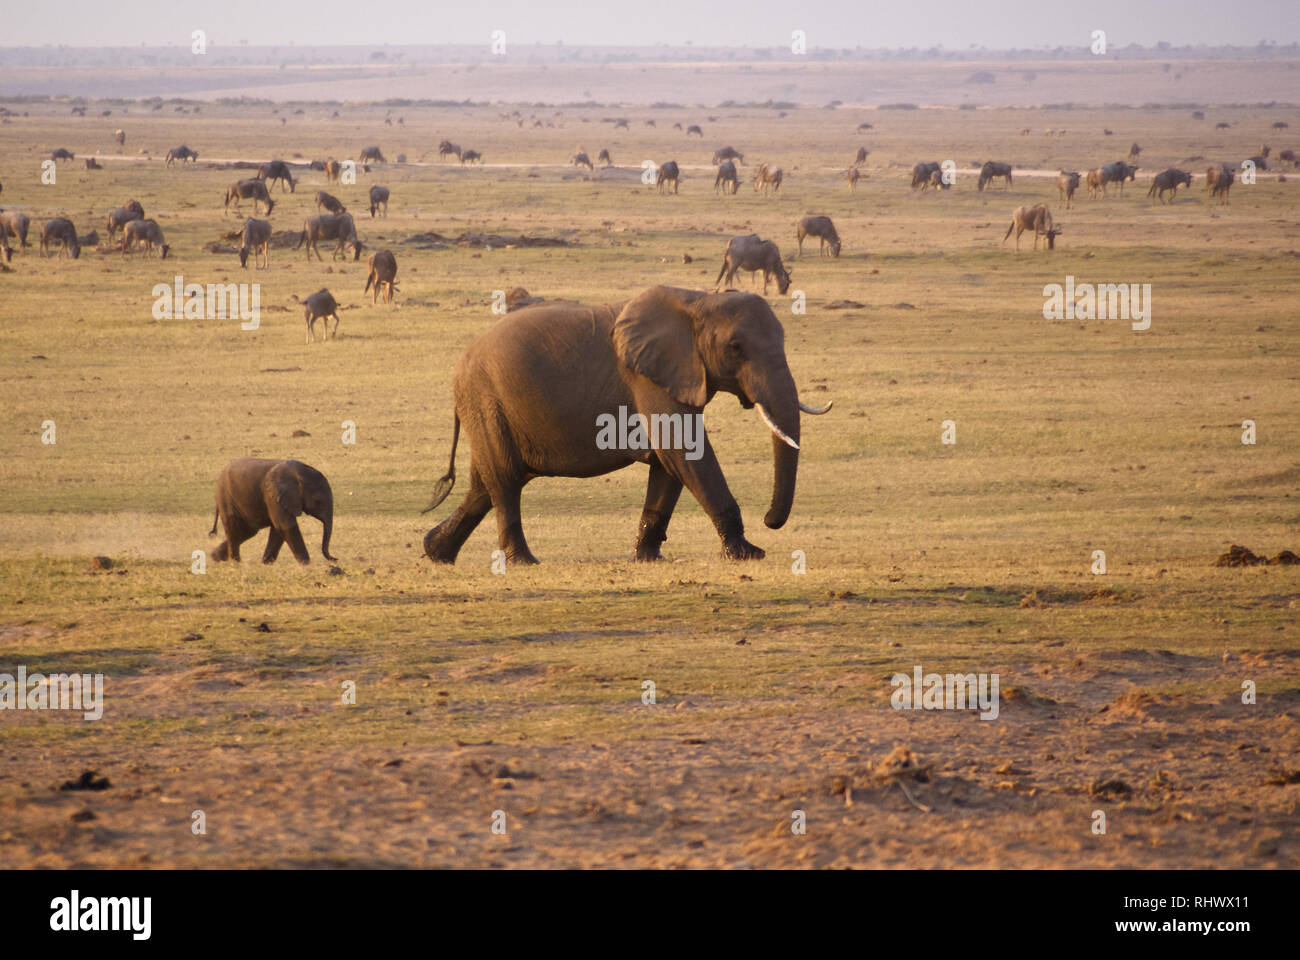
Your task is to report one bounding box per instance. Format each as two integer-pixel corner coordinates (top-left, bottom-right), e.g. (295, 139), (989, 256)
(0, 62), (1297, 867)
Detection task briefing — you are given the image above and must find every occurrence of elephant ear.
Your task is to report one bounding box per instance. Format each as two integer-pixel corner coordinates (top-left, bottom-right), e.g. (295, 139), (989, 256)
(612, 287), (708, 407)
(263, 462), (304, 528)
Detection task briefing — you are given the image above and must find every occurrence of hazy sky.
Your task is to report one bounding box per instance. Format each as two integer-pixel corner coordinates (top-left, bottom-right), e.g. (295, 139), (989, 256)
(4, 0), (1299, 49)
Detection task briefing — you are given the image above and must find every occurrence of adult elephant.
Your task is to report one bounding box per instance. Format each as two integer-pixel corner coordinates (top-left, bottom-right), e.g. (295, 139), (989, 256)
(421, 286), (831, 565)
(209, 458), (335, 564)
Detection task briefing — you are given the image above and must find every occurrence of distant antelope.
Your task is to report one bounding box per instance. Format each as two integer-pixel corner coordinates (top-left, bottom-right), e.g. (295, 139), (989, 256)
(854, 146), (868, 165)
(1129, 142), (1141, 160)
(571, 151), (594, 170)
(753, 163), (783, 195)
(847, 167), (861, 191)
(1057, 171), (1081, 209)
(597, 148), (612, 166)
(1003, 204), (1060, 251)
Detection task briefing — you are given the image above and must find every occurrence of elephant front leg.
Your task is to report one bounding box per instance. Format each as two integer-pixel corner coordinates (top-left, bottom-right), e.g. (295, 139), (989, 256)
(661, 433), (765, 561)
(635, 459), (683, 561)
(281, 521), (311, 564)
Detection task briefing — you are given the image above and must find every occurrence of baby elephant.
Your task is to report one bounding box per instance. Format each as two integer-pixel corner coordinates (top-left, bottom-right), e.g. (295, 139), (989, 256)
(301, 288), (341, 342)
(210, 458), (335, 565)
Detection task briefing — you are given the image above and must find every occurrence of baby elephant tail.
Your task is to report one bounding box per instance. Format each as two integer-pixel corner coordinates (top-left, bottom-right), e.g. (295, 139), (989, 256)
(421, 413), (460, 514)
(209, 507), (219, 536)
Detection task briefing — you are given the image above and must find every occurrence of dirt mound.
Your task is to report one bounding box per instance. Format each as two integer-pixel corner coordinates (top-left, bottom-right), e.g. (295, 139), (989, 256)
(1215, 544), (1299, 566)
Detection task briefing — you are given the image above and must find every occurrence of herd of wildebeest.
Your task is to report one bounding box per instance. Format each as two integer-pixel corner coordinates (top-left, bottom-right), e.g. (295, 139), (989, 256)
(1, 113), (1291, 567)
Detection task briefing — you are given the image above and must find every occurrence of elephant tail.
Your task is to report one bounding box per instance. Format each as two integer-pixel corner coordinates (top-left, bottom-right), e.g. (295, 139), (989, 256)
(209, 507), (219, 536)
(421, 414), (459, 514)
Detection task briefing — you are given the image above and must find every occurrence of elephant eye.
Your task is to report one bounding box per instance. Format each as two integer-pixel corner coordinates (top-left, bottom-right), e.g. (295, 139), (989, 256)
(726, 340), (744, 359)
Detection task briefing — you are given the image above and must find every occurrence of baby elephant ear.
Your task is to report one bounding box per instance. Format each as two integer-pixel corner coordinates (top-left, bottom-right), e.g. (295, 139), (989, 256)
(263, 462), (304, 527)
(612, 287), (708, 407)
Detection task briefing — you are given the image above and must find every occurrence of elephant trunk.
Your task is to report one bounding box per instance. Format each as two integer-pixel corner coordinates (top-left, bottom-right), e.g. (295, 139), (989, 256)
(750, 367), (801, 530)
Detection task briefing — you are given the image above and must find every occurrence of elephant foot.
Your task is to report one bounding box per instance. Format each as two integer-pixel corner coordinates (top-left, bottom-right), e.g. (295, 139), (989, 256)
(634, 544), (666, 562)
(506, 547), (540, 566)
(722, 537), (766, 561)
(423, 526), (460, 564)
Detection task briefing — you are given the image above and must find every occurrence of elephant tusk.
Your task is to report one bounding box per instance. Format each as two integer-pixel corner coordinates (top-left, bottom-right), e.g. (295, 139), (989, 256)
(798, 399), (833, 415)
(757, 403), (800, 450)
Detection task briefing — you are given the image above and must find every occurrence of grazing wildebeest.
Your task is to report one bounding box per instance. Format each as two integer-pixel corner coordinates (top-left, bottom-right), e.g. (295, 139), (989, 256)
(754, 163), (783, 195)
(598, 148), (613, 167)
(1280, 149), (1297, 166)
(165, 145), (198, 166)
(847, 167), (861, 191)
(369, 185), (389, 218)
(713, 146), (744, 165)
(316, 190), (346, 215)
(1129, 142), (1141, 160)
(461, 149), (483, 165)
(1057, 171), (1081, 209)
(114, 129), (125, 147)
(854, 147), (868, 165)
(978, 161), (1013, 191)
(1086, 168), (1103, 199)
(911, 161), (941, 189)
(84, 157), (102, 170)
(796, 216), (841, 258)
(121, 219), (169, 258)
(106, 204), (144, 239)
(358, 146), (385, 164)
(656, 161), (681, 194)
(714, 160), (739, 194)
(686, 124), (703, 137)
(1210, 166), (1234, 204)
(363, 249), (399, 305)
(438, 140), (462, 162)
(239, 218), (272, 269)
(1246, 155), (1268, 171)
(51, 148), (75, 163)
(858, 122), (873, 131)
(1098, 161), (1139, 196)
(614, 118), (630, 130)
(922, 168), (951, 192)
(1216, 121), (1231, 129)
(256, 160), (296, 193)
(297, 212), (362, 262)
(301, 289), (341, 343)
(714, 235), (791, 295)
(571, 152), (594, 170)
(225, 179), (275, 216)
(1147, 168), (1193, 203)
(0, 210), (31, 251)
(1002, 204), (1060, 251)
(40, 218), (81, 258)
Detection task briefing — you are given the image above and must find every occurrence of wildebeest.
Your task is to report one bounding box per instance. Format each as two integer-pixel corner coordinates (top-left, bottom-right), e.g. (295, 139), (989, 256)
(1147, 168), (1193, 203)
(922, 168), (950, 192)
(106, 202), (144, 239)
(847, 167), (861, 191)
(1210, 165), (1234, 204)
(686, 124), (703, 137)
(656, 161), (680, 194)
(461, 149), (482, 165)
(1086, 168), (1103, 199)
(571, 152), (594, 170)
(1002, 204), (1060, 251)
(1057, 171), (1081, 209)
(256, 160), (296, 193)
(753, 163), (783, 195)
(297, 212), (362, 262)
(714, 160), (739, 194)
(324, 159), (342, 183)
(438, 140), (462, 162)
(239, 218), (272, 269)
(84, 158), (102, 170)
(40, 218), (81, 258)
(0, 210), (31, 251)
(300, 289), (341, 343)
(598, 148), (613, 167)
(51, 148), (75, 163)
(1098, 161), (1139, 197)
(911, 161), (941, 189)
(225, 179), (275, 216)
(165, 145), (198, 166)
(978, 161), (1013, 191)
(358, 146), (385, 164)
(714, 234), (791, 294)
(369, 185), (389, 218)
(121, 219), (169, 258)
(1280, 149), (1297, 166)
(796, 216), (841, 258)
(854, 147), (868, 165)
(1246, 155), (1268, 171)
(713, 146), (744, 165)
(1129, 142), (1141, 160)
(363, 249), (399, 305)
(316, 190), (346, 215)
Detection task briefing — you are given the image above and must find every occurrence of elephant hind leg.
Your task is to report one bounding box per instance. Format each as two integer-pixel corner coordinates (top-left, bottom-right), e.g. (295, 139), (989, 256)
(262, 528), (284, 564)
(491, 479), (538, 565)
(635, 459), (684, 561)
(214, 514), (254, 563)
(424, 468), (492, 564)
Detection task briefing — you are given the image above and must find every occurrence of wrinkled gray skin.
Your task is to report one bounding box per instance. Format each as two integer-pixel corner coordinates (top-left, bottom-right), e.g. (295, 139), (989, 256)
(714, 234), (791, 295)
(210, 458), (335, 564)
(422, 286), (831, 565)
(796, 216), (841, 258)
